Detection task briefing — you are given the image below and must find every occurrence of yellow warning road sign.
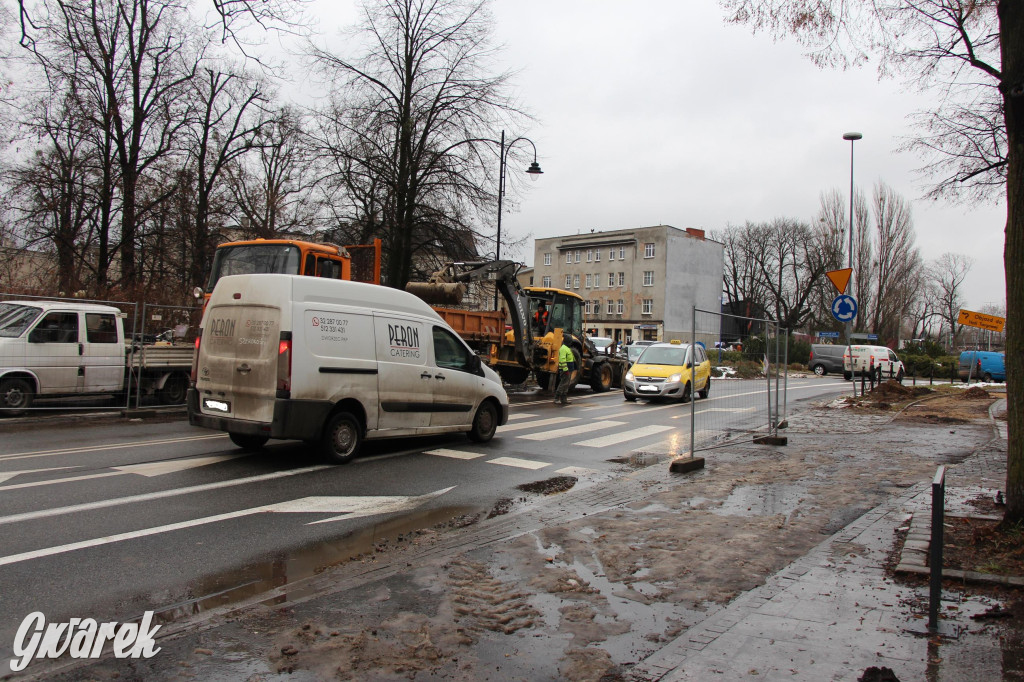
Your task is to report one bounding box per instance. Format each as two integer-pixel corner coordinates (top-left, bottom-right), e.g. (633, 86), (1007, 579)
(958, 309), (1005, 332)
(825, 268), (853, 295)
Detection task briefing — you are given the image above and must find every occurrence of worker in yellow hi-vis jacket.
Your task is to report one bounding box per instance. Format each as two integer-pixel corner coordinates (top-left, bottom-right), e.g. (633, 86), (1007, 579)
(554, 338), (575, 405)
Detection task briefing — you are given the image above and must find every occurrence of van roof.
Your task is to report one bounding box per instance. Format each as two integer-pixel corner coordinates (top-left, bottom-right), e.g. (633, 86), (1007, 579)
(216, 274), (446, 323)
(2, 300), (122, 315)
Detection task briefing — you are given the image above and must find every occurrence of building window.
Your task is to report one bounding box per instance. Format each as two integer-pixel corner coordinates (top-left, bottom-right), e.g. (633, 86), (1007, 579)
(565, 274), (572, 288)
(565, 252), (572, 264)
(585, 274), (592, 288)
(607, 300), (615, 315)
(585, 300), (592, 315)
(642, 299), (653, 315)
(608, 273), (615, 287)
(594, 250), (601, 262)
(542, 275), (551, 287)
(544, 253), (551, 266)
(593, 300), (600, 315)
(619, 247), (626, 259)
(618, 272), (625, 286)
(643, 271), (654, 286)
(573, 274), (580, 289)
(644, 243), (655, 258)
(574, 250), (581, 263)
(617, 299), (624, 315)
(592, 273), (600, 288)
(609, 248), (615, 261)
(586, 249), (593, 262)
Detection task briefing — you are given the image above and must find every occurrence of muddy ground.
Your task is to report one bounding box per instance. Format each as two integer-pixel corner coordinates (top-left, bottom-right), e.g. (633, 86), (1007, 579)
(62, 387), (1002, 681)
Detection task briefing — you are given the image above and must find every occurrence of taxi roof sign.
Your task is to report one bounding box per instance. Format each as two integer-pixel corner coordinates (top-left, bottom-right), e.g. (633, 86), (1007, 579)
(957, 308), (1005, 332)
(825, 268), (853, 295)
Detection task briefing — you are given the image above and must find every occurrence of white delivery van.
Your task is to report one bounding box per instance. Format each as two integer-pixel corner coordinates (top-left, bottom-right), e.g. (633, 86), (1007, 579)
(187, 274), (509, 463)
(842, 344), (905, 382)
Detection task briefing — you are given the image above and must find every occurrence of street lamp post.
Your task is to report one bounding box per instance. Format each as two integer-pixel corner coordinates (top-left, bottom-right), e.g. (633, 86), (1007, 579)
(494, 130), (542, 307)
(843, 131), (862, 395)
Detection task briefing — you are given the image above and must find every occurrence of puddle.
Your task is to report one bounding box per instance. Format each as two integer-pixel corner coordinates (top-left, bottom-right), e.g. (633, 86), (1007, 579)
(146, 505), (481, 626)
(713, 483), (807, 517)
(607, 451), (668, 468)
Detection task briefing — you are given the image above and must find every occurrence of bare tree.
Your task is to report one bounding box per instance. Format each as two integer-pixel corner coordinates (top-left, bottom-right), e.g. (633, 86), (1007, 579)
(720, 0), (1024, 523)
(870, 182), (922, 342)
(930, 251), (974, 348)
(225, 108), (321, 239)
(184, 66), (270, 287)
(307, 0), (527, 288)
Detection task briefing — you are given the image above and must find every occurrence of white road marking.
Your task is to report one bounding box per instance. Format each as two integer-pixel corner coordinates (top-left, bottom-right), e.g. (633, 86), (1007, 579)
(487, 457), (551, 470)
(0, 466), (74, 485)
(423, 448), (485, 460)
(0, 454), (249, 492)
(113, 454), (246, 477)
(497, 417), (576, 433)
(575, 425), (675, 448)
(0, 465), (334, 526)
(0, 488), (455, 566)
(555, 466), (598, 476)
(700, 407), (757, 413)
(0, 433), (228, 463)
(517, 420), (624, 441)
(505, 413), (537, 421)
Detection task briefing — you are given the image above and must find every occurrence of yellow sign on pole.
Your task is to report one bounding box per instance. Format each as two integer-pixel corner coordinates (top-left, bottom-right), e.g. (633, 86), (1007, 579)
(957, 309), (1006, 332)
(825, 268), (853, 295)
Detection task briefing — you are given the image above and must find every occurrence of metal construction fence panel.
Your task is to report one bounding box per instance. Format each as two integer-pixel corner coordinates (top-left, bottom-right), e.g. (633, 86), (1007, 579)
(0, 292), (200, 412)
(688, 307), (787, 455)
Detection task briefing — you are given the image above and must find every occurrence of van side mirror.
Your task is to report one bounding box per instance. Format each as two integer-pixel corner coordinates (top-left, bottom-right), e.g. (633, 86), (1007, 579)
(470, 354), (482, 375)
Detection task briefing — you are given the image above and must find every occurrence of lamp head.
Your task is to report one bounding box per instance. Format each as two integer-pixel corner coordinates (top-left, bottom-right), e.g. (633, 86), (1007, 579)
(526, 161), (543, 181)
(843, 132), (863, 141)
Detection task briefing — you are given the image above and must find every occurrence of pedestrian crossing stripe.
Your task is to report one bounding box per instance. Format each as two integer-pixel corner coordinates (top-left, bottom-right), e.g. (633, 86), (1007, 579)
(506, 413), (537, 421)
(487, 457), (550, 470)
(517, 420), (625, 441)
(575, 425), (675, 448)
(497, 417), (577, 433)
(423, 449), (485, 460)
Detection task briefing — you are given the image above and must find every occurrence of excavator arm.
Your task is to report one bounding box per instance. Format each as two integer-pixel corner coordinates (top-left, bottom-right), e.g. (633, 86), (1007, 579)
(405, 260), (534, 368)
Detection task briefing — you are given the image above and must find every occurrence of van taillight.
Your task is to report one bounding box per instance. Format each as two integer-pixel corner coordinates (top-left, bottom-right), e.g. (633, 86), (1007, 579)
(190, 330), (202, 385)
(277, 331), (292, 397)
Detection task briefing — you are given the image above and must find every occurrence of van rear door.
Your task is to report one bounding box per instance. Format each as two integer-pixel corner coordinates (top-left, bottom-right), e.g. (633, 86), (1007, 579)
(197, 303), (283, 423)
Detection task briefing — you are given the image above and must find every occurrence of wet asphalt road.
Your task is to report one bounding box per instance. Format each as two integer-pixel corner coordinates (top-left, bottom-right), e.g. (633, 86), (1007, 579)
(0, 377), (848, 671)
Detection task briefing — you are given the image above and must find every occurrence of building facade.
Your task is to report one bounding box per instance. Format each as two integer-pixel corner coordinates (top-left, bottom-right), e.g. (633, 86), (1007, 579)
(533, 225), (724, 343)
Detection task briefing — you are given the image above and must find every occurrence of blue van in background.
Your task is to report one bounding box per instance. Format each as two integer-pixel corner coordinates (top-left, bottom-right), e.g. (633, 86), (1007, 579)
(958, 351), (1006, 382)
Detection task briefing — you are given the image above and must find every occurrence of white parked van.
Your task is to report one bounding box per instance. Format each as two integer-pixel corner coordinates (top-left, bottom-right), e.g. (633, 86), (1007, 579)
(842, 344), (905, 382)
(187, 274), (509, 463)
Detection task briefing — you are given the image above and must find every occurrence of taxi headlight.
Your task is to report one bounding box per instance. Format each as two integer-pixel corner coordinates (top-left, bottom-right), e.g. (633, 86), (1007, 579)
(625, 371), (634, 381)
(668, 373), (682, 383)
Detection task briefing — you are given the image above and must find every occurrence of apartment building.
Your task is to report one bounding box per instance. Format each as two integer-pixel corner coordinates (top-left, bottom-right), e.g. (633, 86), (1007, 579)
(533, 225), (723, 343)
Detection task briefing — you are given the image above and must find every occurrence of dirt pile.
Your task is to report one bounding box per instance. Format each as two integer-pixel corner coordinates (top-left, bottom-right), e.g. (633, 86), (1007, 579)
(867, 380), (930, 402)
(960, 386), (991, 400)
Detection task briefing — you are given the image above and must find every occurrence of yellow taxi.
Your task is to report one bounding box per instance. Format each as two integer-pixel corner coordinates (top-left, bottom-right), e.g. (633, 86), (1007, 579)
(623, 340), (712, 403)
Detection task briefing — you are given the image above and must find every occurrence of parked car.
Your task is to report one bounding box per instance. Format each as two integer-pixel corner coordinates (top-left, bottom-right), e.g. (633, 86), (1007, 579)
(809, 343), (845, 376)
(589, 336), (614, 354)
(842, 345), (905, 382)
(623, 340), (711, 403)
(958, 351), (1005, 383)
(625, 340), (656, 364)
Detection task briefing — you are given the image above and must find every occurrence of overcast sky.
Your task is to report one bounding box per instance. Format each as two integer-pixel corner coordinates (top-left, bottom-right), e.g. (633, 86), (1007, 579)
(303, 0), (1007, 313)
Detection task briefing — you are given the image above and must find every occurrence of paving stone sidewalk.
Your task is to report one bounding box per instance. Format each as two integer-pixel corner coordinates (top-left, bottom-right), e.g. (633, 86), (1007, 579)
(635, 399), (1011, 681)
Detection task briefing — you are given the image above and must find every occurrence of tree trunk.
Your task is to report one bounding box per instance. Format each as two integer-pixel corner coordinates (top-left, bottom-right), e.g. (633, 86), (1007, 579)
(1000, 0), (1024, 523)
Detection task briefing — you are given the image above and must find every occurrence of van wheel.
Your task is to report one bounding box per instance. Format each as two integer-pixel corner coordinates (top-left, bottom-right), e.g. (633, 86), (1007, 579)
(590, 363), (613, 392)
(468, 401), (498, 443)
(812, 364), (826, 376)
(698, 377), (711, 399)
(983, 372), (993, 382)
(229, 432), (268, 450)
(158, 372), (188, 405)
(0, 378), (33, 414)
(843, 372), (852, 381)
(321, 411), (362, 464)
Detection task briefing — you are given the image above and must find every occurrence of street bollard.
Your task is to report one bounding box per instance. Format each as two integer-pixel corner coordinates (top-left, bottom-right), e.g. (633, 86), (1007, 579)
(929, 465), (947, 632)
(869, 359), (876, 391)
